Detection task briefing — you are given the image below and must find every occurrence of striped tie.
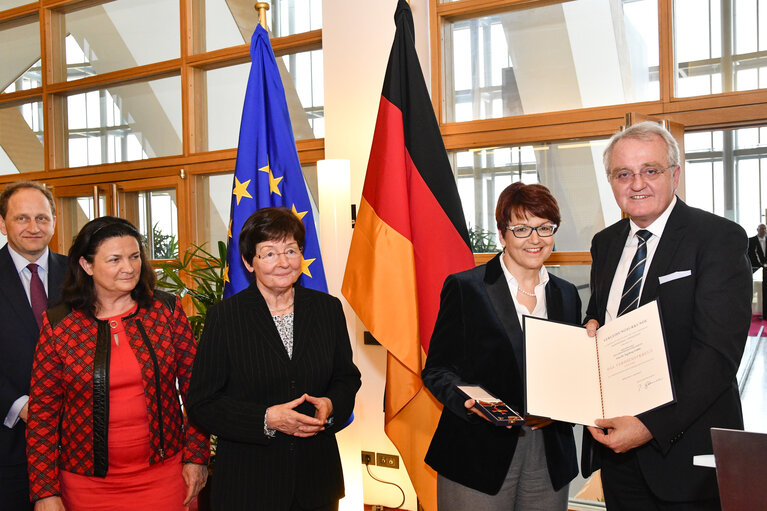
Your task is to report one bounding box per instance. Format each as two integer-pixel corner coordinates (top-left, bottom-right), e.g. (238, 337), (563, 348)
(618, 229), (651, 317)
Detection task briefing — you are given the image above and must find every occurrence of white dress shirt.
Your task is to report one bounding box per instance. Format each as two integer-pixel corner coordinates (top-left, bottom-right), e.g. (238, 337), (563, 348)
(605, 196), (677, 324)
(499, 255), (549, 326)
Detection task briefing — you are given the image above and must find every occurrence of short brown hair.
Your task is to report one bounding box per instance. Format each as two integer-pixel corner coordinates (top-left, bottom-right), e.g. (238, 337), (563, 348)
(0, 181), (56, 218)
(495, 182), (561, 231)
(239, 207), (306, 263)
(62, 216), (156, 313)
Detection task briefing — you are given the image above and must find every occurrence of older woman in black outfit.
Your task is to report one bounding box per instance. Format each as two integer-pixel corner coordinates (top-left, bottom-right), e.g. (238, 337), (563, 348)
(187, 207), (361, 511)
(423, 183), (580, 510)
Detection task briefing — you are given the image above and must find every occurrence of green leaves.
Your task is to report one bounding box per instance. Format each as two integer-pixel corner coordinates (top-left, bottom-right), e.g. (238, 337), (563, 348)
(468, 224), (498, 253)
(155, 241), (228, 340)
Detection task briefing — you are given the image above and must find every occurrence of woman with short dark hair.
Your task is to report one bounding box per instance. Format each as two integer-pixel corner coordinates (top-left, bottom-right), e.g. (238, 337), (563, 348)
(423, 182), (580, 510)
(26, 216), (209, 511)
(187, 206), (361, 511)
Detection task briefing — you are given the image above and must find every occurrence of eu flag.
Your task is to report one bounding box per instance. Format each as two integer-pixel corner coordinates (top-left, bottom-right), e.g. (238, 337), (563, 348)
(225, 25), (327, 298)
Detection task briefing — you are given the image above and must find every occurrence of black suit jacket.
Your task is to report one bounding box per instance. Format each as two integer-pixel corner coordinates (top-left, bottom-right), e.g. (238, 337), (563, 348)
(423, 254), (580, 495)
(582, 199), (751, 502)
(0, 245), (66, 467)
(186, 283), (361, 511)
(747, 235), (765, 272)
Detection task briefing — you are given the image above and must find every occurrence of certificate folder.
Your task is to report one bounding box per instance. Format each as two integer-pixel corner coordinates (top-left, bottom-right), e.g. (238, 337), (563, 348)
(456, 385), (525, 426)
(523, 301), (675, 427)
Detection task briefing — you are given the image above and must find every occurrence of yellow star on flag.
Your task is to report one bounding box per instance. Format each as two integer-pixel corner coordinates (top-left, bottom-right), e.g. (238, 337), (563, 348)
(300, 256), (315, 278)
(291, 204), (308, 221)
(227, 220), (232, 239)
(259, 163), (283, 196)
(232, 177), (253, 205)
(223, 263), (230, 284)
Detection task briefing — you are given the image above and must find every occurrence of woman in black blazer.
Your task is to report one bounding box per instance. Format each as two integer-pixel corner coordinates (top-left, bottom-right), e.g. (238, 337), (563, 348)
(423, 183), (579, 510)
(187, 207), (361, 511)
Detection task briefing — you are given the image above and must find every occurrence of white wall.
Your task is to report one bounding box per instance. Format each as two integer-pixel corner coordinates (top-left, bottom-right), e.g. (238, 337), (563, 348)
(322, 1), (431, 509)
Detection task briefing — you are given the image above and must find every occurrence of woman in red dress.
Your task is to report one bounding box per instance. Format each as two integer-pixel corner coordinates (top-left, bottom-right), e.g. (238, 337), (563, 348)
(26, 217), (209, 511)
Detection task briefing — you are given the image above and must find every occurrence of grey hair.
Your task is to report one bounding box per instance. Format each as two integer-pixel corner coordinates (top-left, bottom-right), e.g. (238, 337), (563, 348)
(603, 121), (680, 175)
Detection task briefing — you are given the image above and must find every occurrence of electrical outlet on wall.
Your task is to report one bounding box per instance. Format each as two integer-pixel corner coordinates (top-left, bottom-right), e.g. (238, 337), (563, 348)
(376, 452), (399, 469)
(361, 451), (375, 465)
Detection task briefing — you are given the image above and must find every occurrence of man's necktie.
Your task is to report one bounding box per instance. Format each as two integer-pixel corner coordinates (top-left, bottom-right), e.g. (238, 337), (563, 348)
(618, 230), (651, 317)
(28, 263), (48, 329)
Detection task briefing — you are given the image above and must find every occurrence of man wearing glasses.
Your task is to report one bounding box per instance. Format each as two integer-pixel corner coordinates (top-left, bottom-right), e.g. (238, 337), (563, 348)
(581, 121), (751, 510)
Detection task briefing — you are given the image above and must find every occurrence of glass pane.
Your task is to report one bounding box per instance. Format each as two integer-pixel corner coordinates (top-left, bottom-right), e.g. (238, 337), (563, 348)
(60, 0), (179, 82)
(0, 0), (31, 11)
(195, 165), (318, 250)
(674, 0), (767, 96)
(270, 0), (322, 38)
(57, 193), (107, 253)
(0, 99), (44, 174)
(205, 64), (249, 152)
(684, 126), (767, 233)
(452, 138), (621, 252)
(280, 49), (323, 139)
(547, 264), (590, 318)
(196, 172), (233, 250)
(198, 0), (321, 53)
(1, 15), (41, 93)
(65, 75), (182, 168)
(443, 0), (659, 122)
(685, 160), (721, 212)
(737, 157), (761, 228)
(122, 187), (178, 260)
(203, 50), (323, 151)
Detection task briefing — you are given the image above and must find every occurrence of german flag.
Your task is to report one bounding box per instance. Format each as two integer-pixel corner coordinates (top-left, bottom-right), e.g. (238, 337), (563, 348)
(341, 1), (475, 509)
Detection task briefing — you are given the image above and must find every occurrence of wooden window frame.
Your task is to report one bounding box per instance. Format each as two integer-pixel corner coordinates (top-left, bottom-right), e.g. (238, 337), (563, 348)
(430, 0), (767, 265)
(0, 1), (324, 182)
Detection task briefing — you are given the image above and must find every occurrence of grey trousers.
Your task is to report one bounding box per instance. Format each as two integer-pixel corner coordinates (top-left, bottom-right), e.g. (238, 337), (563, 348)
(437, 427), (569, 511)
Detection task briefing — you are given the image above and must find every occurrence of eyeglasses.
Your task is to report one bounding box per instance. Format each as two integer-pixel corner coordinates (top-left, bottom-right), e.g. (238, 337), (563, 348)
(506, 224), (558, 238)
(255, 247), (302, 263)
(609, 165), (675, 183)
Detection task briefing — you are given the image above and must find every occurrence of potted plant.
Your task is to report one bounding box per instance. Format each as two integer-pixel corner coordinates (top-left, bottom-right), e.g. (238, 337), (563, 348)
(468, 224), (499, 253)
(155, 241), (227, 339)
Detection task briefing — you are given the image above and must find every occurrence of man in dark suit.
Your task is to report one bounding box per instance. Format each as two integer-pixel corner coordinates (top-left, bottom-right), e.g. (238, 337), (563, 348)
(0, 181), (67, 510)
(582, 121), (752, 510)
(747, 223), (766, 272)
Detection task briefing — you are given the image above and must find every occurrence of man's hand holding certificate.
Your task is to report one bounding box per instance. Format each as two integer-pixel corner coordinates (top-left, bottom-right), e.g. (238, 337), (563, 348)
(523, 300), (675, 426)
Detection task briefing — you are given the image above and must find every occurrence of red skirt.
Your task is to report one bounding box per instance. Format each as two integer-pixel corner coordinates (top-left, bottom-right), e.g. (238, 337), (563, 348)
(60, 312), (186, 510)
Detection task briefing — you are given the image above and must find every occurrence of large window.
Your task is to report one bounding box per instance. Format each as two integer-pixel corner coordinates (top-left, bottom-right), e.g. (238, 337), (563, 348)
(58, 0), (180, 81)
(0, 99), (43, 174)
(453, 138), (620, 252)
(685, 126), (767, 231)
(0, 0), (324, 178)
(443, 0), (659, 122)
(0, 14), (40, 93)
(436, 0), (767, 247)
(674, 0), (767, 97)
(65, 76), (182, 167)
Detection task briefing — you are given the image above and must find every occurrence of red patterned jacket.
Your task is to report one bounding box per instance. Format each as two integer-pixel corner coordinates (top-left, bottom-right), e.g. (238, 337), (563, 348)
(26, 291), (209, 501)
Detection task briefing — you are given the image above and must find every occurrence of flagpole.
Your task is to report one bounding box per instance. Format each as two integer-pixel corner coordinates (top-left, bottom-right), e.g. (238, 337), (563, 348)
(255, 2), (269, 30)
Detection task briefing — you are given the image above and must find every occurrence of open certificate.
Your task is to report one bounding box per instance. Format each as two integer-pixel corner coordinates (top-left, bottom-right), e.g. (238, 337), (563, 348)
(523, 301), (675, 427)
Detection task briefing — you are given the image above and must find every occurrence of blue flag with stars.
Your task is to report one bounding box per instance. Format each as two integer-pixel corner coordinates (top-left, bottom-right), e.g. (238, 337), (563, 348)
(224, 25), (327, 298)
